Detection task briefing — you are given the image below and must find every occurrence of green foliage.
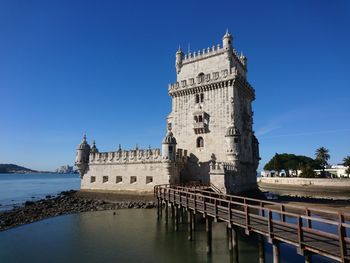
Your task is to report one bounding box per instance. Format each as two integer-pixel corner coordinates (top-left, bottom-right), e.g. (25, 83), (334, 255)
(315, 147), (330, 167)
(264, 153), (321, 173)
(299, 165), (317, 178)
(343, 156), (350, 175)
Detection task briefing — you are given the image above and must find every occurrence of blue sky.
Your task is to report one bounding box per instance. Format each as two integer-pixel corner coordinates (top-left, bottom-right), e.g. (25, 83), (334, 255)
(0, 0), (349, 171)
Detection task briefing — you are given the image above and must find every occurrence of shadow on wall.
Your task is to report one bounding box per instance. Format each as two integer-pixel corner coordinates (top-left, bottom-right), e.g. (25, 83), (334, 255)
(180, 153), (210, 184)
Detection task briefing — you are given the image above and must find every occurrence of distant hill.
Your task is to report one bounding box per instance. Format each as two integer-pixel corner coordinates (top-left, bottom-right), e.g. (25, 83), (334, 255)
(0, 164), (38, 174)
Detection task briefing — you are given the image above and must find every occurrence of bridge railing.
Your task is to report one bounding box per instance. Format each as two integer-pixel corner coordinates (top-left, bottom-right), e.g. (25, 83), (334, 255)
(154, 184), (350, 262)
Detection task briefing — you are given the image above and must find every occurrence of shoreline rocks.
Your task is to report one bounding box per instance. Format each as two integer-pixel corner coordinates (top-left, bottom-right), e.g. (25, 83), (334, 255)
(0, 190), (156, 232)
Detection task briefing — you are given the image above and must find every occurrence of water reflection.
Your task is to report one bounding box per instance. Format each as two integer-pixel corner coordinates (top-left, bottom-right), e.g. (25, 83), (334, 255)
(0, 210), (335, 263)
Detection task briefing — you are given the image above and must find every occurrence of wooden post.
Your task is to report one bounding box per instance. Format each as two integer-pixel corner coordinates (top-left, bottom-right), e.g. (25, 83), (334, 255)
(188, 210), (193, 241)
(258, 234), (265, 263)
(297, 215), (304, 254)
(165, 200), (168, 224)
(272, 241), (280, 263)
(338, 213), (346, 262)
(305, 208), (311, 228)
(174, 206), (179, 231)
(160, 200), (162, 217)
(171, 203), (175, 219)
(232, 226), (239, 263)
(157, 198), (160, 219)
(267, 209), (273, 242)
(206, 217), (212, 254)
(191, 212), (195, 232)
(305, 252), (312, 263)
(280, 205), (285, 222)
(182, 207), (186, 223)
(228, 225), (232, 251)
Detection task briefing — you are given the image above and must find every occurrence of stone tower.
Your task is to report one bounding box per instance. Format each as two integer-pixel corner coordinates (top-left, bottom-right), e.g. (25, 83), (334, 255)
(167, 30), (259, 193)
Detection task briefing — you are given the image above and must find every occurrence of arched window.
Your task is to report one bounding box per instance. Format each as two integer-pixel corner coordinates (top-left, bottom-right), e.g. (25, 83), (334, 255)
(200, 93), (204, 102)
(194, 116), (198, 123)
(196, 137), (204, 148)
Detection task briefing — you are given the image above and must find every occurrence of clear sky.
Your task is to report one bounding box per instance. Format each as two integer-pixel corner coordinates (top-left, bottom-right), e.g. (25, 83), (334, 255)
(0, 0), (349, 171)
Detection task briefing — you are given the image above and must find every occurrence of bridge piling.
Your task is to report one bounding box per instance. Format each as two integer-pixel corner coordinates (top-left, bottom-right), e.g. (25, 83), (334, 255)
(165, 201), (168, 224)
(272, 240), (280, 263)
(304, 252), (312, 263)
(228, 225), (232, 251)
(258, 234), (265, 263)
(191, 212), (196, 232)
(206, 217), (212, 254)
(157, 198), (160, 219)
(174, 205), (179, 231)
(231, 226), (239, 263)
(188, 210), (193, 241)
(155, 184), (350, 263)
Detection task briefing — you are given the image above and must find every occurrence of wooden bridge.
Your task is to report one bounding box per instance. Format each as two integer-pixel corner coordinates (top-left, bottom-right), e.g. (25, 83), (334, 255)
(154, 184), (350, 263)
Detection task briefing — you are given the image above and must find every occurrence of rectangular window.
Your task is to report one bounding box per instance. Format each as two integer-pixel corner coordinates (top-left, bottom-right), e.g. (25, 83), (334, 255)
(130, 176), (137, 184)
(116, 176), (122, 184)
(146, 176), (153, 184)
(103, 176), (108, 183)
(90, 176), (96, 183)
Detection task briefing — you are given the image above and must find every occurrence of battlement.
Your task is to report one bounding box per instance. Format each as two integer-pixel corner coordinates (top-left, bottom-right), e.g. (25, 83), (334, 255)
(89, 147), (188, 165)
(168, 70), (254, 99)
(89, 148), (161, 164)
(209, 161), (237, 173)
(181, 44), (245, 67)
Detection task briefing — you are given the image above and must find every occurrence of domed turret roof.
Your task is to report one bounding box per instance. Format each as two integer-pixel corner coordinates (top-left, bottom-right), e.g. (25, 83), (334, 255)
(78, 135), (91, 150)
(225, 125), (240, 137)
(223, 29), (232, 39)
(162, 129), (177, 144)
(90, 140), (98, 153)
(176, 45), (183, 54)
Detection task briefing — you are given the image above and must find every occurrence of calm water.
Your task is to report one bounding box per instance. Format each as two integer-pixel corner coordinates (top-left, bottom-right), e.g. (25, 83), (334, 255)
(0, 173), (80, 211)
(0, 209), (334, 263)
(0, 174), (335, 262)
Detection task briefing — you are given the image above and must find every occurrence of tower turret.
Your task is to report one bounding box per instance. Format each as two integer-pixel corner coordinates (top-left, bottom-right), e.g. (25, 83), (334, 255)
(240, 52), (247, 69)
(175, 46), (183, 74)
(225, 126), (240, 168)
(162, 124), (177, 161)
(90, 140), (99, 154)
(223, 29), (233, 59)
(75, 134), (91, 177)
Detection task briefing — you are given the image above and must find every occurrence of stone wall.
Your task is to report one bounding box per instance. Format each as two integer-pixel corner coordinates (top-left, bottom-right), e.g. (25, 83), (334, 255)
(81, 162), (183, 192)
(258, 177), (350, 188)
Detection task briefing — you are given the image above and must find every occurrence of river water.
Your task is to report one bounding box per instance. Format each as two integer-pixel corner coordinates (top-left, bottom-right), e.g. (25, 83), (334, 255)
(0, 173), (80, 211)
(0, 209), (334, 263)
(0, 174), (335, 262)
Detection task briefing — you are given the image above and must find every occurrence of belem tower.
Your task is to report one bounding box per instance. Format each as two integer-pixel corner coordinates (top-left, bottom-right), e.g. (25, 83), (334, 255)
(75, 30), (260, 194)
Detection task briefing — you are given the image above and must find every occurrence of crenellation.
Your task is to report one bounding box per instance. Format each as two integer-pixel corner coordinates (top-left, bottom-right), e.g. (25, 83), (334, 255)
(89, 147), (162, 165)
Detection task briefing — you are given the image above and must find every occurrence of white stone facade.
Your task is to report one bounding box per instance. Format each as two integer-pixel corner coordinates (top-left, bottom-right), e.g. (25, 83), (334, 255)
(75, 31), (259, 194)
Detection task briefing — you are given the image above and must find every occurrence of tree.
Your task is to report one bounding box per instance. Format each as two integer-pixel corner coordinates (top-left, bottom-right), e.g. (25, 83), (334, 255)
(315, 147), (330, 176)
(263, 153), (320, 176)
(343, 156), (350, 176)
(299, 164), (316, 178)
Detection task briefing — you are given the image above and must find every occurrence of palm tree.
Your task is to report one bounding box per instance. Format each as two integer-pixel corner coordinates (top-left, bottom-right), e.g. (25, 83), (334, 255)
(315, 147), (330, 176)
(343, 156), (350, 176)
